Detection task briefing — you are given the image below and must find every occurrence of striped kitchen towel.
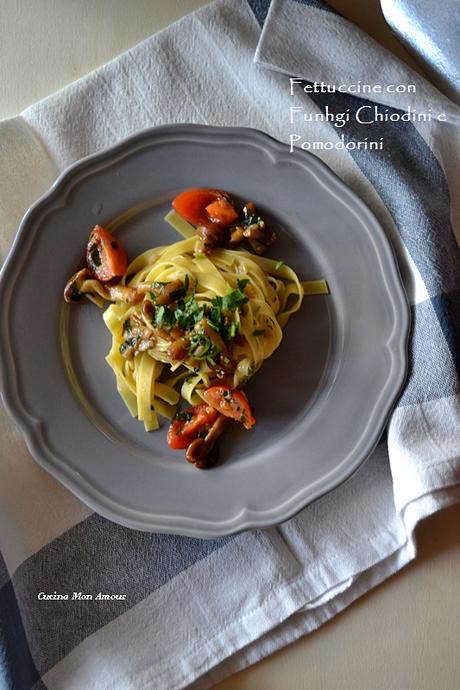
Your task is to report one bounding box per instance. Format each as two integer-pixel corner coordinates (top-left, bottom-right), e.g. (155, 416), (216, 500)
(0, 1), (459, 688)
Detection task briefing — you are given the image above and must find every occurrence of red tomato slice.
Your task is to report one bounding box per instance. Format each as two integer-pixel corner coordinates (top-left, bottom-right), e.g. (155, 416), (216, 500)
(86, 225), (128, 282)
(172, 189), (221, 226)
(172, 188), (236, 227)
(205, 198), (238, 226)
(202, 386), (255, 429)
(167, 403), (219, 449)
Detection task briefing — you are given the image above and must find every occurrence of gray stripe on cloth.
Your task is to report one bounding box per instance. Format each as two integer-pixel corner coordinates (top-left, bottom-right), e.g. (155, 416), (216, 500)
(0, 552), (10, 590)
(11, 514), (233, 676)
(0, 553), (41, 690)
(247, 0), (338, 26)
(252, 3), (460, 300)
(306, 88), (460, 299)
(31, 680), (49, 690)
(292, 0), (340, 14)
(250, 0), (459, 396)
(247, 0), (272, 27)
(399, 297), (459, 405)
(306, 86), (460, 392)
(432, 289), (460, 376)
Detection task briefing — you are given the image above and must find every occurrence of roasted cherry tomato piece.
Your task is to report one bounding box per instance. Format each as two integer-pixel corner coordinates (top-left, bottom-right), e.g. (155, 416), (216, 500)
(167, 403), (219, 450)
(172, 188), (231, 226)
(202, 386), (255, 430)
(86, 225), (128, 282)
(205, 198), (238, 226)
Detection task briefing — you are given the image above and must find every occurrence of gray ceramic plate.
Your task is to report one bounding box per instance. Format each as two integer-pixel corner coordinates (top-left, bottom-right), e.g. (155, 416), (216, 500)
(0, 125), (409, 537)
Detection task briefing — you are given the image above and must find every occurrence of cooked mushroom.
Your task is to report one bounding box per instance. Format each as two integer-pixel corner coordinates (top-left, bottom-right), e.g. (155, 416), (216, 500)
(228, 225), (245, 248)
(243, 201), (256, 216)
(64, 268), (147, 306)
(120, 313), (156, 359)
(137, 338), (156, 352)
(243, 222), (276, 248)
(185, 414), (232, 469)
(63, 268), (93, 303)
(207, 352), (236, 383)
(153, 279), (185, 306)
(240, 201), (277, 253)
(141, 298), (155, 323)
(197, 224), (227, 253)
(124, 314), (148, 338)
(105, 284), (144, 305)
(167, 337), (189, 362)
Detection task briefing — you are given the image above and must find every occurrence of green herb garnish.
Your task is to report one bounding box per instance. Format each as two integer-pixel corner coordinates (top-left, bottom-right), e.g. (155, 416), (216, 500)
(225, 320), (239, 339)
(172, 293), (204, 331)
(175, 411), (193, 422)
(168, 274), (189, 302)
(188, 329), (220, 363)
(154, 305), (175, 329)
(150, 277), (248, 346)
(216, 279), (249, 313)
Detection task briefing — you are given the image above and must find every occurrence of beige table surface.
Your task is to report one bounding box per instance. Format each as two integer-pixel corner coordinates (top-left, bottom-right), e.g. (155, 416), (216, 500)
(1, 1), (459, 689)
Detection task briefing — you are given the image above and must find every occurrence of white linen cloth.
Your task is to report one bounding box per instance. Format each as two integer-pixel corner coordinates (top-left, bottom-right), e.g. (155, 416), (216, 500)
(0, 1), (459, 688)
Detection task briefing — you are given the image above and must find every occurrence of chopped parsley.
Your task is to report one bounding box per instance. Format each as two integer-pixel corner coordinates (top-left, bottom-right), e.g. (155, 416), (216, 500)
(188, 329), (220, 362)
(168, 274), (189, 302)
(155, 279), (247, 338)
(123, 318), (132, 334)
(223, 281), (249, 311)
(173, 293), (204, 331)
(155, 305), (175, 329)
(212, 278), (249, 313)
(226, 320), (239, 339)
(206, 280), (248, 341)
(149, 277), (251, 366)
(175, 411), (193, 422)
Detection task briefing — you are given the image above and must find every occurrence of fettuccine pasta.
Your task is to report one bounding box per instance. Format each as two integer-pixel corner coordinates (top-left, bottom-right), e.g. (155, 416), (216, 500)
(63, 188), (328, 468)
(102, 235), (319, 431)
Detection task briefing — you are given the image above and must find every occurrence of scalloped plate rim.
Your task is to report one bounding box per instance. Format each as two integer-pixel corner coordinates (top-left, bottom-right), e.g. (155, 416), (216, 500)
(0, 124), (410, 536)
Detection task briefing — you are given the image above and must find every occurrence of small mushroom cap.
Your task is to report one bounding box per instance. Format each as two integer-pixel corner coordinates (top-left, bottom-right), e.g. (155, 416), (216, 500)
(63, 268), (92, 303)
(185, 414), (232, 469)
